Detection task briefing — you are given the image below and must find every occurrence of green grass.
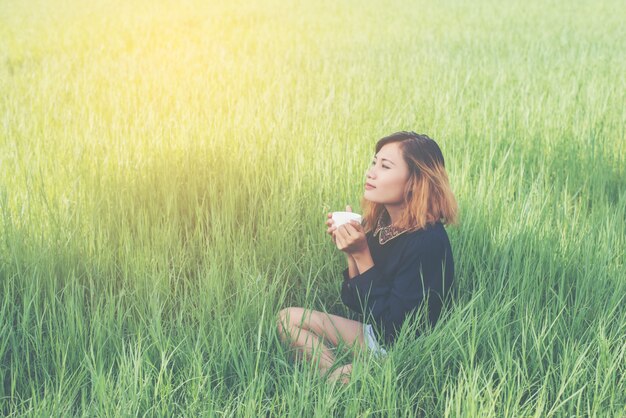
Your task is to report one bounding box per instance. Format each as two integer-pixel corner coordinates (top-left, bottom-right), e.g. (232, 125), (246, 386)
(1, 0), (625, 415)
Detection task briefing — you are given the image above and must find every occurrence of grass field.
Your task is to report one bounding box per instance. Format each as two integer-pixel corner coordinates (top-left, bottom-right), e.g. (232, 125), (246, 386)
(1, 0), (625, 415)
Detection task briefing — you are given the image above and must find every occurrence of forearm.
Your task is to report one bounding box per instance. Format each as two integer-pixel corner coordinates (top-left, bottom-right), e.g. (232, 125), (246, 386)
(346, 255), (359, 279)
(352, 250), (375, 274)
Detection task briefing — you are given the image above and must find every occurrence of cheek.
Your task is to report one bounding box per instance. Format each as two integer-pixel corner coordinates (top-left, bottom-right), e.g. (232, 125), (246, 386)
(376, 173), (405, 192)
(391, 178), (408, 195)
(377, 178), (404, 195)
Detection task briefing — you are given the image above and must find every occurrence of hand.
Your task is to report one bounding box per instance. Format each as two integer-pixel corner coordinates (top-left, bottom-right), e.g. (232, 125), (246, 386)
(326, 204), (353, 245)
(334, 218), (369, 256)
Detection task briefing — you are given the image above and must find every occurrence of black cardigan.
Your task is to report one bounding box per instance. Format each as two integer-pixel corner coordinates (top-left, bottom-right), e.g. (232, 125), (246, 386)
(341, 221), (454, 347)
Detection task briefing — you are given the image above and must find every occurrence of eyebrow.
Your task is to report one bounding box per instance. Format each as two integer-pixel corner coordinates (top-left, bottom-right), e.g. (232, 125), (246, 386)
(373, 156), (396, 165)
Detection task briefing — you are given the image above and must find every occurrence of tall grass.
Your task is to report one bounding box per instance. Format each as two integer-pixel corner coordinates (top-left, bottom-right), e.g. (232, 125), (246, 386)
(1, 0), (625, 415)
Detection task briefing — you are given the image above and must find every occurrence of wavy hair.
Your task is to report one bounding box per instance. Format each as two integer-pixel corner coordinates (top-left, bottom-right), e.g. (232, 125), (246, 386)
(360, 131), (459, 234)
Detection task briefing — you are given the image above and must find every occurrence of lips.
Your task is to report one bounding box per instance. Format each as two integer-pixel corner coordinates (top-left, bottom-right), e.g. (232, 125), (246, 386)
(365, 183), (376, 189)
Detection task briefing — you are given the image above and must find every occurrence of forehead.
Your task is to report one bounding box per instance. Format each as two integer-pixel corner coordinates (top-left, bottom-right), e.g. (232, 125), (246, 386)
(376, 142), (402, 158)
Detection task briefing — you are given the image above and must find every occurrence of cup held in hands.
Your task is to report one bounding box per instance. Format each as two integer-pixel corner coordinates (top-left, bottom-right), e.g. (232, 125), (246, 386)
(332, 211), (363, 229)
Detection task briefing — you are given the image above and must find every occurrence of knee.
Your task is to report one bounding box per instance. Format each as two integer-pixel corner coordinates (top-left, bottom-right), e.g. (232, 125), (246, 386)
(276, 307), (300, 336)
(276, 307), (304, 333)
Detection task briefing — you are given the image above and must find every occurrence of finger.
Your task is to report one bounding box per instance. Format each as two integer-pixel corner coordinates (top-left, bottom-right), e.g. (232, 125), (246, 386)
(337, 224), (352, 237)
(349, 220), (362, 230)
(334, 232), (344, 249)
(342, 223), (358, 235)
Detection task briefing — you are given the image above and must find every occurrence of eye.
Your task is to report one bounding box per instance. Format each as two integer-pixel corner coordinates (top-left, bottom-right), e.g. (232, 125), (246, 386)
(371, 160), (390, 169)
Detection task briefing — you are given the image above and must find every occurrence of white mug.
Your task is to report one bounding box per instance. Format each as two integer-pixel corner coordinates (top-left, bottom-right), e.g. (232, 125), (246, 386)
(332, 211), (363, 229)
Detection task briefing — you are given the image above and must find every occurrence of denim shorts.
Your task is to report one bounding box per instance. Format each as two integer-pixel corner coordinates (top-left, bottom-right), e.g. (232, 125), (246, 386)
(363, 323), (388, 358)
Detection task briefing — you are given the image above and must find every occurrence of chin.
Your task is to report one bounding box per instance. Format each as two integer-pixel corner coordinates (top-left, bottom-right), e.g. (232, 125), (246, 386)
(363, 194), (380, 204)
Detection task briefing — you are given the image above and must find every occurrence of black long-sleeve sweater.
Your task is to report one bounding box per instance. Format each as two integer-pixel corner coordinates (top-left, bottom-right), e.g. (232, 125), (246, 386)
(341, 220), (454, 347)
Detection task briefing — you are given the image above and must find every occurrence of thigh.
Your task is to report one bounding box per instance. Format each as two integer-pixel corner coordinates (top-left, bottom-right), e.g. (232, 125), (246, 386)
(284, 307), (366, 349)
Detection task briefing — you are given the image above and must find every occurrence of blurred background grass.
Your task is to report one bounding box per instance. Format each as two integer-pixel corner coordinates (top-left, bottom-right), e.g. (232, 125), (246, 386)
(1, 0), (625, 415)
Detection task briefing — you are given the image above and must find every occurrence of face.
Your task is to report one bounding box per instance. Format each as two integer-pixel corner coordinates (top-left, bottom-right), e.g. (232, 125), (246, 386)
(364, 142), (411, 205)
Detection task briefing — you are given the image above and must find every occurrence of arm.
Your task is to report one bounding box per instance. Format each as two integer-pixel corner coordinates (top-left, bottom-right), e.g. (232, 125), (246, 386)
(341, 256), (361, 312)
(352, 250), (374, 275)
(346, 254), (359, 279)
(342, 238), (447, 338)
(341, 251), (375, 313)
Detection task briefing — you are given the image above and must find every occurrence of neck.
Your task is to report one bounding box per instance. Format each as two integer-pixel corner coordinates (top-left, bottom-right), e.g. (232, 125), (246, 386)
(384, 203), (405, 225)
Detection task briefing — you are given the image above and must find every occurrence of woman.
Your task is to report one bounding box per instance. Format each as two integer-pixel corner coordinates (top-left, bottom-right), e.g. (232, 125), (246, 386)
(277, 131), (459, 384)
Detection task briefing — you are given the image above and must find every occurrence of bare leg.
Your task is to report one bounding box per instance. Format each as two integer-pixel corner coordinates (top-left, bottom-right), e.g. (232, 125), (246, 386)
(281, 323), (338, 375)
(277, 307), (366, 380)
(326, 363), (352, 385)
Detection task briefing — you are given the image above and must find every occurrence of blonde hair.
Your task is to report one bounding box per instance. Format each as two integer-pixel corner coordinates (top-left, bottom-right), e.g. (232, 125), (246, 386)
(360, 131), (459, 234)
